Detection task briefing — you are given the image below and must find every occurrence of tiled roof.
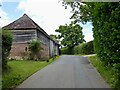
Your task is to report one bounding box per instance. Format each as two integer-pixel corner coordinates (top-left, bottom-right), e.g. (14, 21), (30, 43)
(3, 14), (37, 29)
(3, 14), (59, 45)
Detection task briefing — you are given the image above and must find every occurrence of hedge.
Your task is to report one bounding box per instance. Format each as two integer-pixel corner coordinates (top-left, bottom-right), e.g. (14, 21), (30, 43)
(61, 40), (94, 55)
(1, 29), (13, 70)
(60, 47), (74, 55)
(74, 40), (94, 55)
(92, 3), (120, 65)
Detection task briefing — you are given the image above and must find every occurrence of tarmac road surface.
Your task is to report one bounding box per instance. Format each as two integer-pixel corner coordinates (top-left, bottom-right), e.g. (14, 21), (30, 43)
(17, 55), (110, 88)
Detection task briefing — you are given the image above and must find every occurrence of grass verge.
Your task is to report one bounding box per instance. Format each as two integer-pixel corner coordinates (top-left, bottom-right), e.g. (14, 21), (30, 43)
(2, 56), (59, 88)
(88, 55), (115, 88)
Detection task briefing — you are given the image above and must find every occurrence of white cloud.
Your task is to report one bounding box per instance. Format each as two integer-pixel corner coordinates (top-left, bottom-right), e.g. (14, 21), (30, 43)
(84, 32), (93, 42)
(1, 0), (21, 2)
(82, 22), (93, 42)
(0, 7), (11, 27)
(17, 0), (72, 35)
(17, 0), (93, 42)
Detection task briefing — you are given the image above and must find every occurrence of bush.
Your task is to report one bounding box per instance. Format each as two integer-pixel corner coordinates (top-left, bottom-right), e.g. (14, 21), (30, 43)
(28, 39), (43, 60)
(60, 47), (68, 55)
(61, 41), (94, 55)
(60, 47), (74, 55)
(1, 29), (13, 70)
(113, 63), (120, 89)
(91, 3), (120, 65)
(74, 40), (94, 55)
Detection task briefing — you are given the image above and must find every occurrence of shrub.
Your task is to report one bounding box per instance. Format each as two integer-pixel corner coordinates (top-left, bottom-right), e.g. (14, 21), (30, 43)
(83, 41), (94, 54)
(91, 3), (120, 65)
(60, 47), (74, 55)
(113, 63), (120, 89)
(60, 47), (68, 54)
(74, 40), (94, 55)
(1, 29), (13, 70)
(28, 39), (43, 60)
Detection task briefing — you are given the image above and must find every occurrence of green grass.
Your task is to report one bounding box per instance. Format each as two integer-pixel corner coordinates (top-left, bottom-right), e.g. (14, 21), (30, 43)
(2, 56), (59, 88)
(88, 55), (115, 88)
(0, 75), (2, 89)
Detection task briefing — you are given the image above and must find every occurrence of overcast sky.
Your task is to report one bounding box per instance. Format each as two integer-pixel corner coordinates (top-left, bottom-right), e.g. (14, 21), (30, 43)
(0, 0), (93, 42)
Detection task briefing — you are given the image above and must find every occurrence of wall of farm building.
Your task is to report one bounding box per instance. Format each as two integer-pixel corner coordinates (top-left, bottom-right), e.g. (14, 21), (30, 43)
(55, 44), (59, 55)
(9, 30), (50, 60)
(40, 44), (49, 60)
(9, 43), (29, 59)
(37, 30), (50, 59)
(12, 30), (37, 43)
(9, 43), (50, 60)
(50, 40), (59, 58)
(50, 40), (54, 58)
(37, 30), (50, 46)
(54, 43), (59, 56)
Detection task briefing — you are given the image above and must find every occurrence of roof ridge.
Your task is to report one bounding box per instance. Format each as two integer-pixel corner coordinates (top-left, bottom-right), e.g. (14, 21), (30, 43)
(2, 14), (59, 45)
(21, 14), (37, 28)
(2, 14), (37, 29)
(24, 14), (51, 39)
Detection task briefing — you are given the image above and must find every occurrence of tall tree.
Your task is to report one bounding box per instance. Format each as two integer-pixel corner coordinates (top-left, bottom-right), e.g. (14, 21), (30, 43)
(50, 34), (60, 43)
(55, 22), (85, 54)
(50, 34), (58, 40)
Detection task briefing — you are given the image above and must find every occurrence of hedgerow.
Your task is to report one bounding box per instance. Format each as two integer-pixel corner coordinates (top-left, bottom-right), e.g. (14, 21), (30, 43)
(1, 29), (13, 70)
(92, 3), (120, 65)
(74, 41), (94, 55)
(61, 40), (94, 55)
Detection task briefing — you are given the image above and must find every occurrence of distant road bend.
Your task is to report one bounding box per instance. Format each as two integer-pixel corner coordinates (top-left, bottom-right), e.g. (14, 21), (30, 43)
(17, 55), (110, 88)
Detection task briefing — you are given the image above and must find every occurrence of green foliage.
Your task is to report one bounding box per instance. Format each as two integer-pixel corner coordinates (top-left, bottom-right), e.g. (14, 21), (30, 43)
(1, 29), (13, 70)
(61, 41), (94, 55)
(50, 34), (58, 40)
(74, 41), (94, 55)
(74, 43), (85, 54)
(64, 2), (120, 88)
(113, 63), (120, 89)
(60, 47), (74, 55)
(50, 34), (60, 44)
(56, 22), (85, 50)
(64, 2), (120, 65)
(28, 39), (42, 60)
(91, 3), (120, 65)
(89, 56), (114, 88)
(60, 48), (67, 54)
(89, 56), (120, 89)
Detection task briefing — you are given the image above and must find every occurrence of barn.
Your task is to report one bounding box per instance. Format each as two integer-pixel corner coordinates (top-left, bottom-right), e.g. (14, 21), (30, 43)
(3, 14), (59, 60)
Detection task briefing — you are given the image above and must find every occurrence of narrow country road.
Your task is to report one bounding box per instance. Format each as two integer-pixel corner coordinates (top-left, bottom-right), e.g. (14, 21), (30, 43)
(17, 55), (110, 88)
